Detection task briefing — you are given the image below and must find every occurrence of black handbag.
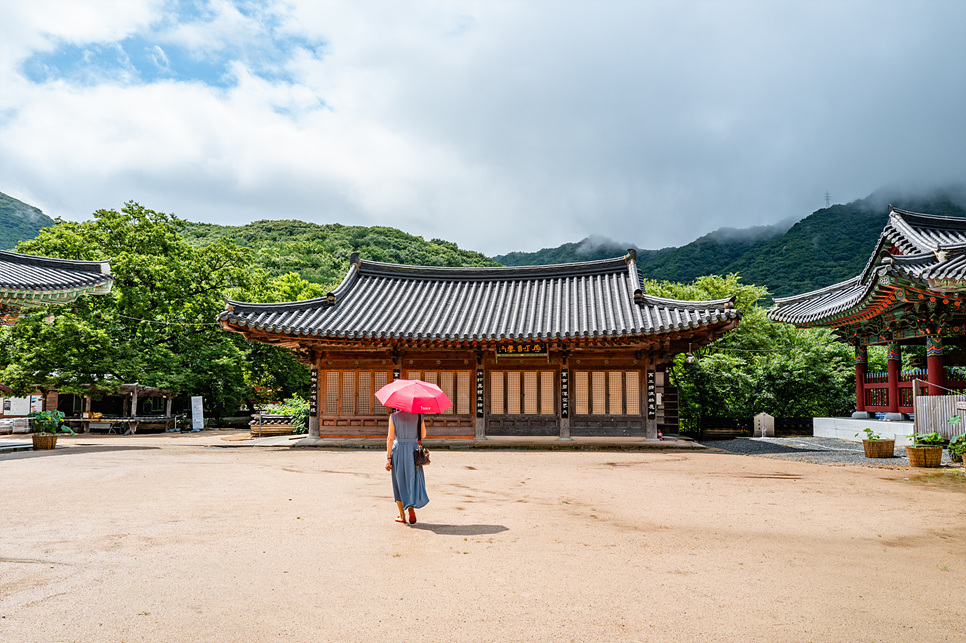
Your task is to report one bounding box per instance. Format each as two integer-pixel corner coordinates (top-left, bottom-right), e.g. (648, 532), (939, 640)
(414, 413), (430, 466)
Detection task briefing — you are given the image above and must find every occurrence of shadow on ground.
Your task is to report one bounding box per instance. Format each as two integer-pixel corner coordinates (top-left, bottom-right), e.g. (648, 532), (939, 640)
(0, 445), (160, 461)
(409, 523), (509, 536)
(705, 440), (828, 455)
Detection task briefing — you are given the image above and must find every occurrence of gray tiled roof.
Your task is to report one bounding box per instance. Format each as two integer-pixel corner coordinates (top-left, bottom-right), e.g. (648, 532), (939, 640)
(220, 254), (740, 342)
(768, 207), (966, 325)
(0, 250), (113, 302)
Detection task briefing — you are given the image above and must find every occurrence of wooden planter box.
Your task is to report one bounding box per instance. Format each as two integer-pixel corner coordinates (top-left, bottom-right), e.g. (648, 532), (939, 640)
(250, 414), (297, 437)
(905, 445), (943, 468)
(863, 439), (895, 458)
(32, 434), (58, 450)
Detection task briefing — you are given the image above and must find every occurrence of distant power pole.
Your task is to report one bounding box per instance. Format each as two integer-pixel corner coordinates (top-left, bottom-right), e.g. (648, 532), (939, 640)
(824, 191), (831, 208)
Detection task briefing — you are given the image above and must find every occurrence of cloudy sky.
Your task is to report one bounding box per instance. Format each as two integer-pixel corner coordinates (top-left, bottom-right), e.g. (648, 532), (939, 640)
(1, 0), (964, 255)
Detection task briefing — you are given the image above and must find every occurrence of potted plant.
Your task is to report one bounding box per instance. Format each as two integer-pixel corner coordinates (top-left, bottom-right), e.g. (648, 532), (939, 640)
(905, 432), (945, 468)
(855, 427), (895, 458)
(947, 432), (966, 466)
(28, 410), (75, 450)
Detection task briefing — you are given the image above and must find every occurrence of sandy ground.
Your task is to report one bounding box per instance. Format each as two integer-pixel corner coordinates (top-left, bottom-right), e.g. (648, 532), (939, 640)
(1, 435), (964, 642)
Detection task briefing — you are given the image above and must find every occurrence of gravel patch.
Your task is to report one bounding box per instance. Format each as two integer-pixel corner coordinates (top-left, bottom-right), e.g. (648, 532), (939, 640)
(701, 436), (961, 467)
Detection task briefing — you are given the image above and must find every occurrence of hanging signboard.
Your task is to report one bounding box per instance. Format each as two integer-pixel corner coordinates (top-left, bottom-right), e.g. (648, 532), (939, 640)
(497, 342), (548, 357)
(476, 369), (485, 418)
(309, 368), (318, 415)
(560, 369), (570, 419)
(647, 371), (656, 420)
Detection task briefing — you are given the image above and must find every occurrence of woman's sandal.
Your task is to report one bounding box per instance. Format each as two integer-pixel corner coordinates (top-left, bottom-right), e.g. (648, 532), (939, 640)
(408, 507), (417, 524)
(395, 517), (407, 524)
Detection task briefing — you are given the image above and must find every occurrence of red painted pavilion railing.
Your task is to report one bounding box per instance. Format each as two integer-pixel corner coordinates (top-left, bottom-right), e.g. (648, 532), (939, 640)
(862, 369), (966, 414)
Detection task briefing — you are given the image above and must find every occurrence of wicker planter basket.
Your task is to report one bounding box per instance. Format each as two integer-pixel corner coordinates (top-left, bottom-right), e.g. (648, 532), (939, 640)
(905, 445), (943, 468)
(32, 434), (58, 450)
(862, 439), (895, 458)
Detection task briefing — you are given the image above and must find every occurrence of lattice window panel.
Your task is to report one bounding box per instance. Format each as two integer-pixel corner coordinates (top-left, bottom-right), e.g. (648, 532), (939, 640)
(506, 371), (521, 415)
(574, 371), (589, 415)
(540, 371), (555, 415)
(591, 371), (606, 415)
(423, 371), (439, 386)
(357, 372), (372, 415)
(625, 371), (640, 415)
(457, 371), (471, 415)
(609, 371), (623, 415)
(341, 372), (356, 415)
(523, 372), (539, 414)
(325, 372), (339, 414)
(491, 371), (504, 415)
(374, 371), (389, 414)
(439, 371), (455, 415)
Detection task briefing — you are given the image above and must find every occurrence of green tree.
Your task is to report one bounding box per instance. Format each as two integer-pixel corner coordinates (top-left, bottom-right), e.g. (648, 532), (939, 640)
(644, 274), (854, 424)
(0, 203), (266, 418)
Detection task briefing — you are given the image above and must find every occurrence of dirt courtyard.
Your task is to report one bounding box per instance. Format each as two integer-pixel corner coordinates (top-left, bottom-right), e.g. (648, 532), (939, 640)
(2, 439), (964, 642)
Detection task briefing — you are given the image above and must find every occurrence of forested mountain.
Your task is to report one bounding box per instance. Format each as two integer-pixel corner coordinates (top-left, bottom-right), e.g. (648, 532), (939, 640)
(6, 186), (965, 299)
(180, 219), (498, 288)
(730, 190), (966, 298)
(494, 187), (966, 299)
(0, 191), (55, 249)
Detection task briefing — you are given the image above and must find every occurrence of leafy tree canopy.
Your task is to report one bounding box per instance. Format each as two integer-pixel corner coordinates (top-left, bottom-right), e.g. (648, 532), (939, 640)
(645, 274), (854, 421)
(0, 203), (320, 417)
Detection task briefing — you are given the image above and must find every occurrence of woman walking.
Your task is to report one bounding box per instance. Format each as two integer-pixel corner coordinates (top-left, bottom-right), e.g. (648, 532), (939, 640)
(385, 409), (429, 524)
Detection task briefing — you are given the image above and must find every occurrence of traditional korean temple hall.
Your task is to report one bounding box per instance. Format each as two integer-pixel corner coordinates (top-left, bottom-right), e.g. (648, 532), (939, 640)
(220, 251), (742, 441)
(769, 207), (966, 424)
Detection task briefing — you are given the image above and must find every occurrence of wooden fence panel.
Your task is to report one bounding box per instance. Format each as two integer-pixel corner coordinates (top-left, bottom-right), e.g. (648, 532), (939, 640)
(913, 394), (966, 439)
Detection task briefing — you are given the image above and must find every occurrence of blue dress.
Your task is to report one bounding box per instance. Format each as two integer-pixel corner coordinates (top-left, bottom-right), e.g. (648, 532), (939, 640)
(390, 411), (429, 510)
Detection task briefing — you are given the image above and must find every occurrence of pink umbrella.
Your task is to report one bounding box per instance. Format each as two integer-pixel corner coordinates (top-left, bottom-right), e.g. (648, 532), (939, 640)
(375, 379), (453, 414)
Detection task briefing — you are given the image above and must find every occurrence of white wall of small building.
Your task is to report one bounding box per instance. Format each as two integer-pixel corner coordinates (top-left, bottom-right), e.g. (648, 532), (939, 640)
(813, 417), (915, 445)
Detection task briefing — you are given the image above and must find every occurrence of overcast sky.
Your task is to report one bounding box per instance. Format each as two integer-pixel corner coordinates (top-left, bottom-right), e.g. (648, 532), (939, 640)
(1, 0), (964, 255)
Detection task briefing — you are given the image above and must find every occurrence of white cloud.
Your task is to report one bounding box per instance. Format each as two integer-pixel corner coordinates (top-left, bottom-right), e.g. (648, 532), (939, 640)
(0, 0), (964, 255)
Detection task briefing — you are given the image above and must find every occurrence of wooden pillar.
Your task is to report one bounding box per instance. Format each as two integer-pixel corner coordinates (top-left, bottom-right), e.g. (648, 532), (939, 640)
(131, 387), (139, 417)
(83, 396), (92, 433)
(165, 396), (173, 417)
(887, 343), (901, 414)
(926, 336), (944, 396)
(854, 345), (868, 415)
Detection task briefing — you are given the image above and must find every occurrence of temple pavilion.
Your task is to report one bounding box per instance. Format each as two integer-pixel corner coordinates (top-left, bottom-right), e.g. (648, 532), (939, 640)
(0, 250), (113, 324)
(219, 251), (741, 440)
(768, 207), (966, 419)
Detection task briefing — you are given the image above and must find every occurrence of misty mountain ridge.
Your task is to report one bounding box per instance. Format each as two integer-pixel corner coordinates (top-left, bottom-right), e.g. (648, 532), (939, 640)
(494, 185), (966, 299)
(0, 190), (56, 250)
